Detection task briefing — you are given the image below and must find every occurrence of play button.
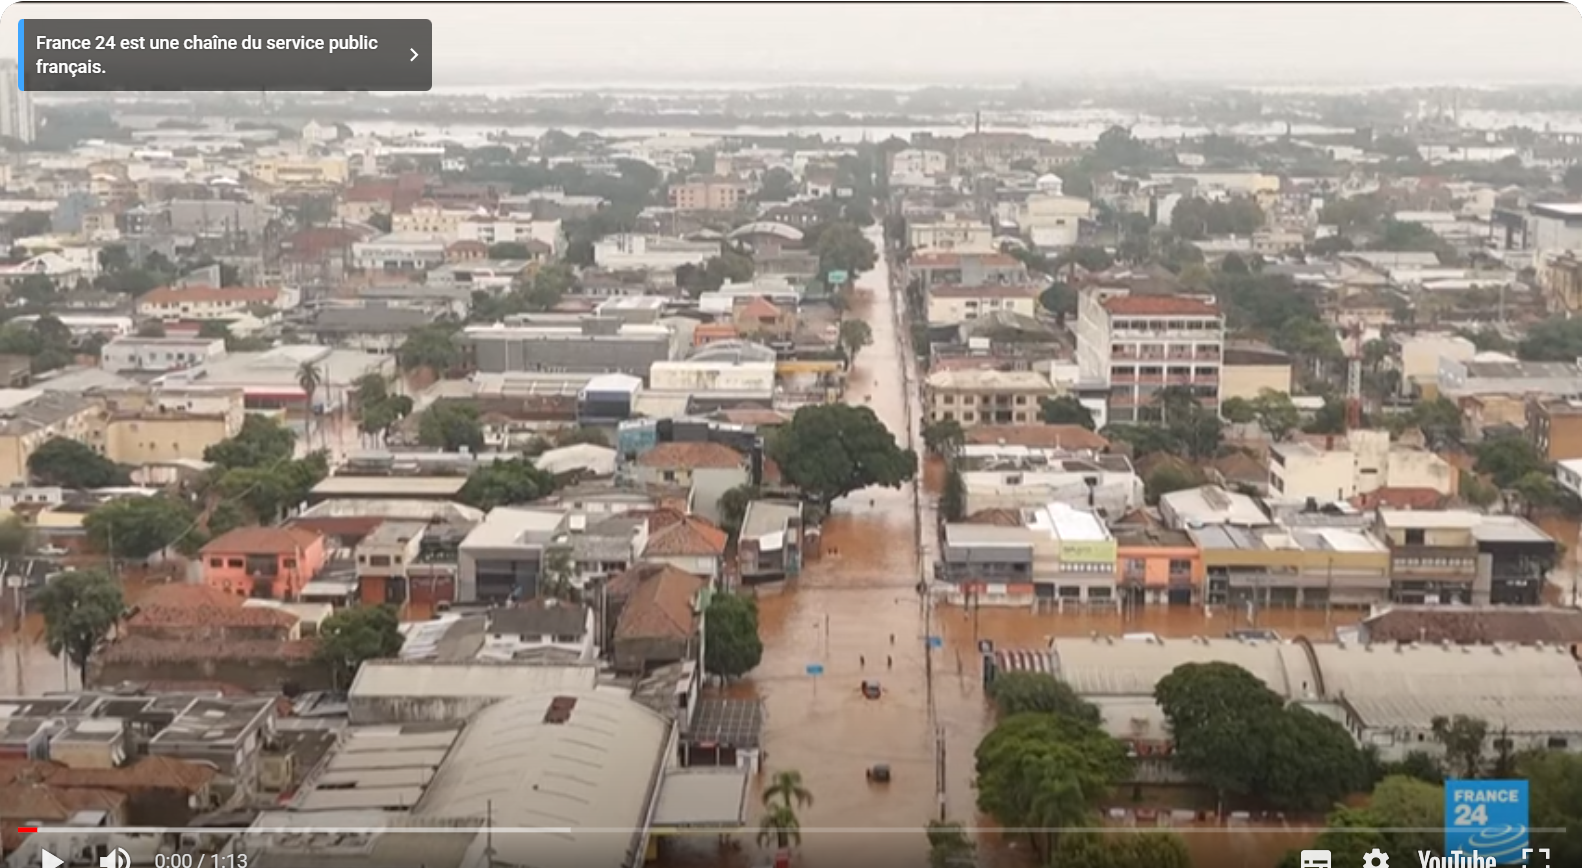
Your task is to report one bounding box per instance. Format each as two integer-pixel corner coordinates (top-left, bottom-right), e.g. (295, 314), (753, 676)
(42, 850), (63, 868)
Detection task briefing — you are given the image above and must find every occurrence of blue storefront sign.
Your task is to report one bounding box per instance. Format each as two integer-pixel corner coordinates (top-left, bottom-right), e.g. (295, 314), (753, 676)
(1445, 779), (1529, 863)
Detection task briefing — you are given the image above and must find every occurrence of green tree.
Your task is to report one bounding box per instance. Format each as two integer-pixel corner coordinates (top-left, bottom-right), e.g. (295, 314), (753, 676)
(1146, 465), (1201, 505)
(757, 803), (801, 852)
(1038, 396), (1096, 429)
(810, 220), (878, 277)
(1054, 831), (1193, 868)
(204, 415), (296, 470)
(987, 671), (1101, 724)
(486, 242), (535, 259)
(922, 419), (966, 456)
(1221, 396), (1257, 424)
(757, 167), (798, 201)
(297, 362), (322, 448)
(456, 457), (556, 510)
(35, 569), (124, 686)
(770, 404), (917, 512)
(1038, 281), (1077, 317)
(838, 318), (873, 361)
(939, 464), (966, 522)
(83, 496), (200, 561)
(0, 515), (31, 555)
(315, 605), (404, 688)
(398, 323), (463, 373)
(1408, 396), (1464, 447)
(1522, 750), (1582, 868)
(704, 592), (764, 679)
(1430, 714), (1488, 779)
(925, 821), (975, 868)
(27, 437), (131, 489)
(1275, 776), (1444, 868)
(764, 768), (813, 811)
(716, 484), (761, 537)
(205, 501), (248, 538)
(418, 400), (486, 453)
(1474, 434), (1548, 488)
(524, 262), (577, 311)
(975, 712), (1129, 859)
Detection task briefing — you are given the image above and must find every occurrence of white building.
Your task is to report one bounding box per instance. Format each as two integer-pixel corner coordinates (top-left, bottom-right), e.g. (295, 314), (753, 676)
(995, 175), (1093, 249)
(648, 360), (777, 395)
(455, 217), (565, 254)
(1528, 203), (1582, 269)
(1075, 290), (1224, 423)
(1398, 333), (1477, 394)
(925, 283), (1042, 326)
(135, 285), (298, 321)
(1268, 430), (1456, 503)
(353, 232), (448, 272)
(888, 148), (949, 185)
(100, 336), (227, 373)
(593, 234), (717, 271)
(907, 218), (995, 253)
(0, 62), (36, 144)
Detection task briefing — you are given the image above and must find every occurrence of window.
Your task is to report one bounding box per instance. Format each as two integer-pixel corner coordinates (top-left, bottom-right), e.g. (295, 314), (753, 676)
(283, 558), (297, 569)
(209, 558), (223, 568)
(227, 558), (244, 568)
(1404, 528), (1426, 546)
(1547, 736), (1568, 749)
(662, 470), (676, 482)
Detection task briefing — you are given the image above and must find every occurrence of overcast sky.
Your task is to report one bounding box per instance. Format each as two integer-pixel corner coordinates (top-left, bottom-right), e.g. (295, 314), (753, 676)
(6, 1), (1582, 86)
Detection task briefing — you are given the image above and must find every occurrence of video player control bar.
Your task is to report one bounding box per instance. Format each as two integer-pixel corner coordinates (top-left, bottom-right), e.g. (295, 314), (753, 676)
(18, 19), (432, 91)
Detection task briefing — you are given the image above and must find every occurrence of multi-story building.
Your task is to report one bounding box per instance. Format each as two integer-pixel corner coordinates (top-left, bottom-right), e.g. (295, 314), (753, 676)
(0, 390), (101, 485)
(957, 443), (1145, 518)
(1527, 202), (1582, 270)
(906, 217), (995, 253)
(1542, 253), (1582, 314)
(667, 176), (751, 212)
(100, 387), (246, 467)
(940, 502), (1117, 610)
(1076, 290), (1224, 423)
(906, 251), (1029, 289)
(457, 507), (571, 603)
(1267, 430), (1457, 503)
(887, 148), (949, 185)
(248, 155), (349, 187)
(135, 285), (297, 321)
(200, 525), (328, 600)
(100, 336), (227, 372)
(925, 283), (1043, 326)
(1529, 397), (1582, 462)
(352, 232), (449, 272)
(0, 61), (36, 143)
(1375, 510), (1556, 606)
(454, 216), (565, 254)
(466, 319), (675, 378)
(926, 369), (1060, 426)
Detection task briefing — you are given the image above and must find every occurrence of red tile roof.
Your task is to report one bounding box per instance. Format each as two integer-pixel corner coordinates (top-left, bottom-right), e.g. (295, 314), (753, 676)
(1350, 487), (1449, 511)
(1101, 295), (1219, 316)
(44, 756), (217, 792)
(644, 515), (728, 558)
(99, 636), (317, 663)
(129, 584), (299, 629)
(635, 441), (747, 470)
(202, 525), (322, 556)
(614, 566), (705, 641)
(138, 285), (283, 307)
(738, 296), (782, 319)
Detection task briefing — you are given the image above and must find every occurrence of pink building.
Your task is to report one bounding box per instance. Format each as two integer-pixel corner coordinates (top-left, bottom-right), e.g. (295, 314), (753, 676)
(201, 526), (327, 601)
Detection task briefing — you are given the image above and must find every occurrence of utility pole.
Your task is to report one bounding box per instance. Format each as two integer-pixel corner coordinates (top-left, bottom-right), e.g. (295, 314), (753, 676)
(935, 724), (947, 822)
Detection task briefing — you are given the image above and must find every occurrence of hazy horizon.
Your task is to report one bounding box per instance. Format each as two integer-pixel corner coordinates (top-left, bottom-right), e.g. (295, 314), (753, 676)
(5, 1), (1582, 89)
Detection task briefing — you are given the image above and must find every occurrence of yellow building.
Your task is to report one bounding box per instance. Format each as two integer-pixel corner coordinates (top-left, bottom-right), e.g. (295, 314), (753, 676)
(250, 155), (349, 187)
(1543, 253), (1582, 314)
(0, 391), (103, 486)
(1220, 344), (1293, 402)
(99, 388), (246, 466)
(926, 369), (1060, 426)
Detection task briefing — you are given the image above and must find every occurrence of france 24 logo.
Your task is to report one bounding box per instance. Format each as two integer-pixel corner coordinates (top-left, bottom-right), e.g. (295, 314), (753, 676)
(1445, 780), (1529, 864)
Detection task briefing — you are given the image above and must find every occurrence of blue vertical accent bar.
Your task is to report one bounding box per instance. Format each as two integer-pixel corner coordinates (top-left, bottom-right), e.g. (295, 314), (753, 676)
(17, 19), (24, 90)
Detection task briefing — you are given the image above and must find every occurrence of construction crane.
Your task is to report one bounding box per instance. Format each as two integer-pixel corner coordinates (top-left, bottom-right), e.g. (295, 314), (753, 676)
(1345, 323), (1364, 431)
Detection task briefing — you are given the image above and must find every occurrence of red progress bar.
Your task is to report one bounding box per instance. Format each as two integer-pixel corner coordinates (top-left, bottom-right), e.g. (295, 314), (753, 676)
(16, 828), (37, 834)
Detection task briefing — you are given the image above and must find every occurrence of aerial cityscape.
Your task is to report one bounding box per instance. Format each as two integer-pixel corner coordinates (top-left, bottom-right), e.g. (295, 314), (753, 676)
(1, 4), (1581, 868)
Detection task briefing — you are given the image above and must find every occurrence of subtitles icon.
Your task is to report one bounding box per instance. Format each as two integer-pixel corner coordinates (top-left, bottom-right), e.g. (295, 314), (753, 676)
(1301, 850), (1332, 868)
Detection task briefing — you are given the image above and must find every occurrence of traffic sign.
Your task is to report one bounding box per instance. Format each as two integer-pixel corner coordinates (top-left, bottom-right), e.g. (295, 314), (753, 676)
(826, 270), (849, 285)
(1445, 779), (1528, 862)
(927, 635), (943, 648)
(805, 663), (824, 676)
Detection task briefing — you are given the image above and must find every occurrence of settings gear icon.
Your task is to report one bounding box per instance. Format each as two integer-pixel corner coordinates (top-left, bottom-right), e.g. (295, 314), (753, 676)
(1362, 849), (1390, 868)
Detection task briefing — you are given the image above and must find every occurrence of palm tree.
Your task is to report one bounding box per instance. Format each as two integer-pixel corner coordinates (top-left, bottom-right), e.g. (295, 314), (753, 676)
(763, 769), (813, 811)
(756, 803), (802, 851)
(297, 362), (322, 451)
(1024, 766), (1091, 859)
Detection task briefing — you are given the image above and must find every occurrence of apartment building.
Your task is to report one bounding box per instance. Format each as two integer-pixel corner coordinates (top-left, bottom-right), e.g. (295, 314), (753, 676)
(1541, 253), (1582, 314)
(454, 216), (565, 254)
(956, 443), (1145, 517)
(1076, 290), (1224, 423)
(926, 369), (1060, 426)
(135, 285), (297, 321)
(1529, 397), (1582, 462)
(1267, 430), (1456, 502)
(0, 61), (36, 143)
(925, 283), (1043, 326)
(352, 232), (449, 271)
(248, 155), (349, 187)
(667, 176), (751, 212)
(906, 251), (1029, 289)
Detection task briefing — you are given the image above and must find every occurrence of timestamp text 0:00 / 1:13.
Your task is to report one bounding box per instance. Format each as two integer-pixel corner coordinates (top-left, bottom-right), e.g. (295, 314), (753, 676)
(155, 855), (248, 868)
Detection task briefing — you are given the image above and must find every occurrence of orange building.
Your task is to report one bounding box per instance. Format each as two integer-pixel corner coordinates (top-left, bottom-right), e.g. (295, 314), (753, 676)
(1113, 525), (1204, 607)
(200, 526), (327, 601)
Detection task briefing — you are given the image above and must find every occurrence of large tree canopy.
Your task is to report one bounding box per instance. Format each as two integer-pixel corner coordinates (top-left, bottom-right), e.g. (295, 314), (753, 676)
(35, 569), (125, 686)
(987, 671), (1101, 724)
(769, 404), (916, 510)
(703, 592), (764, 679)
(975, 712), (1129, 860)
(457, 458), (556, 511)
(83, 495), (201, 561)
(316, 605), (404, 688)
(28, 437), (131, 489)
